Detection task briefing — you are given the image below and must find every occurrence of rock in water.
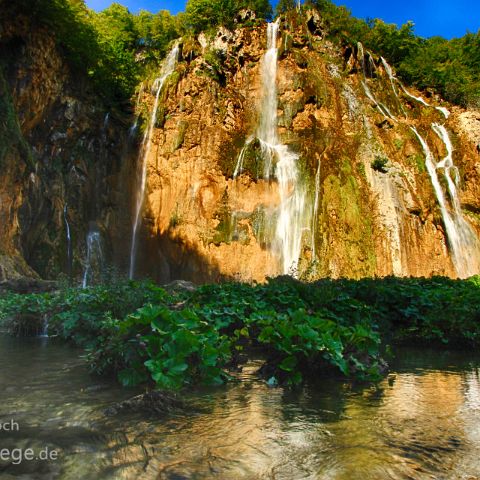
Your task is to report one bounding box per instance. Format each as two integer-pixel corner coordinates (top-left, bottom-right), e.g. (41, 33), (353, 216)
(104, 390), (183, 416)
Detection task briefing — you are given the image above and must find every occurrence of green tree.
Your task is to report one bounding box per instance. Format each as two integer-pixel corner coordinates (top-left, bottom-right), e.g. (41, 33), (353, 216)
(185, 0), (272, 33)
(276, 0), (296, 15)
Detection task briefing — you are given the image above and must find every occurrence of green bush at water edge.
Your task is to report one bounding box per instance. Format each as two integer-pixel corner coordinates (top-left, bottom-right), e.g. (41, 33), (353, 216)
(1, 276), (480, 390)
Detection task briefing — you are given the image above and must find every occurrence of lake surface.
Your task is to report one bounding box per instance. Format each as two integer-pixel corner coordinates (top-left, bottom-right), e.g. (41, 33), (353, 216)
(1, 335), (479, 479)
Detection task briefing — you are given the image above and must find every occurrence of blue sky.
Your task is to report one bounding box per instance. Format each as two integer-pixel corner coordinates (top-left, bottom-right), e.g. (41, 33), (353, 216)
(85, 0), (479, 39)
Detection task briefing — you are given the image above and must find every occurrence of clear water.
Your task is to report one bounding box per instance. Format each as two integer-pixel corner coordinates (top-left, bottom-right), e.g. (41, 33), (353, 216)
(1, 335), (480, 479)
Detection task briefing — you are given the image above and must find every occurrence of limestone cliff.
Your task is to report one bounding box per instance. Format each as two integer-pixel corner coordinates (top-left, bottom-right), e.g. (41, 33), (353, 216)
(131, 13), (480, 282)
(2, 11), (480, 284)
(0, 14), (134, 281)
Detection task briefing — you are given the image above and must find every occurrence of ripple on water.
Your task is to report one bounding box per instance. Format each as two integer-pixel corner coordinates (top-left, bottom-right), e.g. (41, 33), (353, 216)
(1, 338), (480, 479)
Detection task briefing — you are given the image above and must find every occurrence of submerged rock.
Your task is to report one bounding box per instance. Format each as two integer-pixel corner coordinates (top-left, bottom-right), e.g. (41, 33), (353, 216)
(104, 390), (183, 416)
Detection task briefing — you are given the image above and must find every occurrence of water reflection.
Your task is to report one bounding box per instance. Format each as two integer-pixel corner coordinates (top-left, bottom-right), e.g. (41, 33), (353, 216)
(1, 337), (480, 479)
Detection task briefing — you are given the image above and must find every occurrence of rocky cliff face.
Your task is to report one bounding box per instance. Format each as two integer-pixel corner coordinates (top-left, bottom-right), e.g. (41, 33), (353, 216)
(0, 15), (134, 281)
(132, 13), (480, 282)
(2, 11), (480, 284)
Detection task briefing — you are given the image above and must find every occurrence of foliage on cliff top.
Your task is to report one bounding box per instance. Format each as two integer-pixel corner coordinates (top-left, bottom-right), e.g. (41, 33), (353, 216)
(185, 0), (272, 33)
(304, 0), (480, 108)
(2, 276), (480, 391)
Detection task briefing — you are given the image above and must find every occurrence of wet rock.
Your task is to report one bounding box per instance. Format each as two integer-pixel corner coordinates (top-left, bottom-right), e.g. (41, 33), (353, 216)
(104, 390), (183, 416)
(235, 8), (256, 24)
(306, 10), (323, 37)
(163, 279), (197, 293)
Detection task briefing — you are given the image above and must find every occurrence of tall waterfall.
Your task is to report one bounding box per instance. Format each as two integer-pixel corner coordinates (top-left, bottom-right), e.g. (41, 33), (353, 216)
(63, 204), (72, 278)
(231, 21), (308, 275)
(259, 21), (308, 275)
(82, 227), (104, 288)
(129, 43), (179, 279)
(411, 125), (480, 278)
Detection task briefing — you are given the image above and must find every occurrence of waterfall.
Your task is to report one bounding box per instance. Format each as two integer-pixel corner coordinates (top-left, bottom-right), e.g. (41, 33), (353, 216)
(233, 136), (253, 178)
(63, 204), (72, 278)
(381, 57), (398, 97)
(82, 228), (104, 288)
(257, 21), (281, 180)
(103, 112), (110, 131)
(260, 21), (308, 275)
(39, 313), (49, 338)
(231, 22), (309, 275)
(399, 82), (430, 107)
(411, 125), (480, 278)
(381, 57), (407, 116)
(436, 107), (450, 119)
(311, 161), (321, 261)
(358, 43), (395, 121)
(129, 43), (179, 279)
(394, 73), (450, 119)
(129, 83), (145, 138)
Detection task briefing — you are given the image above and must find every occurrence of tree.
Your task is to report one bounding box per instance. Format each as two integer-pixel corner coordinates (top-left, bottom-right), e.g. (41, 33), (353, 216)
(276, 0), (296, 15)
(185, 0), (272, 33)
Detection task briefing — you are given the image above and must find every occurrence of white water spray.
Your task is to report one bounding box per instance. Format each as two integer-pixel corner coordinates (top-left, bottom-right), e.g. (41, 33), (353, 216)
(261, 21), (309, 274)
(129, 83), (145, 138)
(411, 125), (480, 278)
(82, 228), (104, 288)
(129, 43), (179, 279)
(358, 43), (395, 121)
(63, 204), (72, 277)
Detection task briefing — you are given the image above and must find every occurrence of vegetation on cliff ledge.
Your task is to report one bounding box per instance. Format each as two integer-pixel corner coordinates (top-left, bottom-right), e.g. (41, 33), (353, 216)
(5, 0), (479, 108)
(1, 276), (480, 390)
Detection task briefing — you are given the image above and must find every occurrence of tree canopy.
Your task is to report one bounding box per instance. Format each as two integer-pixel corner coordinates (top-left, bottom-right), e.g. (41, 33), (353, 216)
(5, 0), (479, 109)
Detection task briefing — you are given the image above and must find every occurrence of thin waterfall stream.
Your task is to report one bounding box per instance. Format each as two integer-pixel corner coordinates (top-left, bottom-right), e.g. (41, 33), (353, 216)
(378, 55), (480, 277)
(411, 125), (480, 277)
(82, 228), (104, 288)
(63, 204), (72, 279)
(129, 43), (179, 279)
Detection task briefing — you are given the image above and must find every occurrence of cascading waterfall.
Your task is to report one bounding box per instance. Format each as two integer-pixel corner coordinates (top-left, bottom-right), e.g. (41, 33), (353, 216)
(103, 112), (110, 131)
(63, 204), (72, 278)
(378, 56), (480, 276)
(129, 83), (145, 138)
(232, 22), (309, 275)
(382, 60), (450, 119)
(233, 136), (253, 178)
(381, 56), (407, 116)
(82, 228), (104, 288)
(129, 43), (179, 279)
(381, 57), (398, 97)
(358, 43), (395, 121)
(262, 21), (308, 274)
(39, 314), (49, 338)
(411, 125), (480, 278)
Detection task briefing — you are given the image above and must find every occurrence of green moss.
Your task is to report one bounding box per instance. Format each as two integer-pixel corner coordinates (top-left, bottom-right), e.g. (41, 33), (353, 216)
(251, 206), (276, 248)
(408, 153), (426, 174)
(318, 159), (376, 277)
(393, 138), (404, 150)
(211, 189), (233, 245)
(172, 120), (188, 151)
(218, 133), (248, 178)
